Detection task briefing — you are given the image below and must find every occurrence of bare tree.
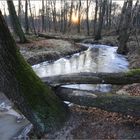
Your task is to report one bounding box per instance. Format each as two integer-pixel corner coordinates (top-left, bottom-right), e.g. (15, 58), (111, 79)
(108, 0), (112, 29)
(18, 0), (22, 22)
(117, 0), (128, 34)
(77, 0), (81, 33)
(93, 0), (98, 35)
(86, 0), (90, 35)
(42, 0), (45, 32)
(95, 0), (107, 40)
(7, 0), (27, 43)
(51, 0), (57, 32)
(117, 0), (133, 54)
(28, 0), (37, 34)
(68, 0), (74, 31)
(25, 0), (29, 34)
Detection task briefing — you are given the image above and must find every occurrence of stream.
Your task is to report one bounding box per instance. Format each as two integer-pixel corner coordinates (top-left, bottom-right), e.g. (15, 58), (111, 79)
(33, 44), (129, 92)
(0, 44), (129, 140)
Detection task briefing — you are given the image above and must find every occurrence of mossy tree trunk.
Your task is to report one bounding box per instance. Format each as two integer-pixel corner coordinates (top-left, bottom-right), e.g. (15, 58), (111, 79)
(42, 70), (140, 86)
(56, 87), (140, 117)
(0, 11), (68, 136)
(7, 0), (27, 43)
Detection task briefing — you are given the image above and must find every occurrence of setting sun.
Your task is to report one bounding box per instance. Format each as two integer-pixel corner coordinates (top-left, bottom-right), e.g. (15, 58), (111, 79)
(72, 13), (78, 24)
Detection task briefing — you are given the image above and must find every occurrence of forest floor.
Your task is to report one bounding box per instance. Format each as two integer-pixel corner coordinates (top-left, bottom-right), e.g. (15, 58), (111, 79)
(18, 34), (140, 139)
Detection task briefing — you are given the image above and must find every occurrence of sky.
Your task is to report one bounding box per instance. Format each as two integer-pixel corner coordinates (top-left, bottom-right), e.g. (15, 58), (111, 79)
(0, 0), (124, 14)
(0, 0), (137, 17)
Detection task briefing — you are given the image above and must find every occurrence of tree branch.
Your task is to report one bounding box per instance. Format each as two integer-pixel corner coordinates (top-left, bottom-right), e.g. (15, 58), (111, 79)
(55, 87), (140, 117)
(42, 70), (140, 87)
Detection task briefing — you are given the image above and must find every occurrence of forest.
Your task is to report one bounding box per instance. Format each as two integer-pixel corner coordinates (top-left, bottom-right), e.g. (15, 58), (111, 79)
(0, 0), (140, 139)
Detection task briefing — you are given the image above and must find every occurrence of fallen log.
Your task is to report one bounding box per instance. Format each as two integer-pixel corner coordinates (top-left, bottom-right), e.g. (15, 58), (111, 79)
(55, 87), (140, 117)
(42, 70), (140, 86)
(38, 33), (92, 42)
(38, 33), (59, 39)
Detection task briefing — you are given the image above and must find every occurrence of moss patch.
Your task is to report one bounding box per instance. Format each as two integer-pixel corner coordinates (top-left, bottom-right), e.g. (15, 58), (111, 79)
(126, 69), (140, 76)
(14, 49), (69, 133)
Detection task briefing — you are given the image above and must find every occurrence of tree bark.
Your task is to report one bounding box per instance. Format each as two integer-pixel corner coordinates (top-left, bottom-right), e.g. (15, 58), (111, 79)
(42, 70), (140, 86)
(117, 0), (133, 55)
(77, 0), (81, 33)
(95, 0), (107, 40)
(28, 0), (37, 35)
(108, 0), (112, 29)
(0, 11), (68, 136)
(86, 0), (90, 35)
(93, 0), (98, 35)
(68, 0), (73, 31)
(18, 0), (21, 22)
(56, 87), (140, 117)
(116, 1), (128, 34)
(7, 0), (27, 43)
(42, 0), (45, 32)
(25, 0), (29, 34)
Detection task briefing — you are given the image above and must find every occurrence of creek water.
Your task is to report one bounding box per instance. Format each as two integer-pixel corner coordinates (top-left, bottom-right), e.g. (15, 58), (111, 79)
(33, 44), (129, 92)
(0, 44), (129, 140)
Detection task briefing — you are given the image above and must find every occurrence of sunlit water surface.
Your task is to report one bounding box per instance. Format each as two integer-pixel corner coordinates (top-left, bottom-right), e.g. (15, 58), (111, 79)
(32, 44), (129, 92)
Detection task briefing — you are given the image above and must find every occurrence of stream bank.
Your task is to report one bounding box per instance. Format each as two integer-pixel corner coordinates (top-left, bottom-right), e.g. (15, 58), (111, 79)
(19, 38), (88, 65)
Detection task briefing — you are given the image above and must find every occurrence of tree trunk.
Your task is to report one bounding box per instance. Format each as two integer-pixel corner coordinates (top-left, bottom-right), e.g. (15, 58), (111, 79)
(42, 0), (45, 32)
(86, 0), (90, 35)
(28, 0), (37, 35)
(95, 0), (106, 40)
(93, 0), (98, 35)
(108, 0), (112, 29)
(7, 0), (27, 43)
(117, 0), (133, 55)
(25, 0), (29, 34)
(56, 87), (140, 117)
(51, 0), (57, 32)
(116, 1), (128, 34)
(63, 2), (68, 34)
(0, 11), (68, 136)
(77, 0), (81, 33)
(18, 0), (21, 22)
(68, 0), (73, 31)
(42, 70), (140, 86)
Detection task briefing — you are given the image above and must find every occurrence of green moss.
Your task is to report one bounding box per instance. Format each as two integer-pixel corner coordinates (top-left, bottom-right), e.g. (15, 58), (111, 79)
(126, 69), (140, 76)
(14, 50), (69, 133)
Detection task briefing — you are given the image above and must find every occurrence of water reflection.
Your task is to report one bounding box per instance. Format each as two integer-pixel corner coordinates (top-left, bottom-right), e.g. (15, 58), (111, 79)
(33, 45), (129, 92)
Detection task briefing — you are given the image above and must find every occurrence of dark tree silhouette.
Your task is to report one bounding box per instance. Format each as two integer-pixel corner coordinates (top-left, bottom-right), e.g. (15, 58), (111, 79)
(0, 10), (68, 136)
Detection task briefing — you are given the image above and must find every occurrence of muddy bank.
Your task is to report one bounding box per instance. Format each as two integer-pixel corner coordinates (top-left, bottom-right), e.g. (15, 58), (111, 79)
(19, 39), (88, 65)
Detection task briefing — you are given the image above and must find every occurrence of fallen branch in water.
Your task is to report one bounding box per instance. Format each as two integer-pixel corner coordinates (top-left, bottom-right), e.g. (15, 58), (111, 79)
(41, 69), (140, 117)
(38, 33), (92, 42)
(55, 87), (140, 117)
(42, 69), (140, 87)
